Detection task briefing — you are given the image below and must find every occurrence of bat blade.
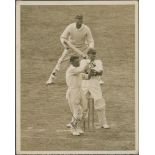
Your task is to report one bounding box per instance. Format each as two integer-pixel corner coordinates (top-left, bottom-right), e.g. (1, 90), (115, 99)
(64, 40), (85, 57)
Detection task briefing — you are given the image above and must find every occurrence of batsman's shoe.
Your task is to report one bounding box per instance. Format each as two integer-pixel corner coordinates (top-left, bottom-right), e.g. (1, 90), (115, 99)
(46, 75), (56, 85)
(71, 128), (80, 136)
(66, 123), (72, 128)
(72, 130), (80, 136)
(95, 124), (110, 129)
(101, 124), (110, 129)
(77, 128), (84, 134)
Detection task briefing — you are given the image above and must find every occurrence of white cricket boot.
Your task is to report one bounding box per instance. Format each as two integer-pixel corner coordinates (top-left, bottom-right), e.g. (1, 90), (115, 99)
(101, 124), (110, 129)
(77, 127), (84, 134)
(70, 117), (81, 136)
(46, 74), (56, 85)
(66, 123), (72, 128)
(71, 129), (80, 136)
(71, 126), (80, 136)
(66, 117), (74, 128)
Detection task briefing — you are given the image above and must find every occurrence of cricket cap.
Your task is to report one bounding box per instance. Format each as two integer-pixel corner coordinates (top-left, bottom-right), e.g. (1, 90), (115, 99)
(75, 14), (83, 19)
(70, 55), (79, 62)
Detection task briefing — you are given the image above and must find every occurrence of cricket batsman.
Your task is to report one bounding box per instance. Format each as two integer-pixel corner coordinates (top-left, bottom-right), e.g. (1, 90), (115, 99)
(46, 14), (95, 84)
(81, 48), (110, 129)
(66, 55), (89, 136)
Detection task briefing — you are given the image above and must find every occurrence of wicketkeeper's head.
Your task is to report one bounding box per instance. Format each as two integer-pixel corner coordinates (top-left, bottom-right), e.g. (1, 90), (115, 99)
(75, 14), (83, 20)
(70, 55), (80, 67)
(87, 48), (96, 55)
(75, 14), (83, 29)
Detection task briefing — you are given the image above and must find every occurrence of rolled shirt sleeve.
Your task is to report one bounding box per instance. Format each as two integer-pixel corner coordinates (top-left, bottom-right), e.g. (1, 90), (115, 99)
(70, 63), (88, 75)
(86, 26), (94, 48)
(60, 25), (71, 47)
(60, 25), (70, 40)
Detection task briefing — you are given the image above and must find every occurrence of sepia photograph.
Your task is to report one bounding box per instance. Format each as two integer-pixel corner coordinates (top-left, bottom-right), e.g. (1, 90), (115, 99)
(16, 1), (138, 154)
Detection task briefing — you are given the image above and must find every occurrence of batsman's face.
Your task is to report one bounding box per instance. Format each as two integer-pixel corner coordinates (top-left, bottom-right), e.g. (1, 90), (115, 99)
(72, 58), (80, 67)
(75, 18), (83, 29)
(88, 53), (96, 61)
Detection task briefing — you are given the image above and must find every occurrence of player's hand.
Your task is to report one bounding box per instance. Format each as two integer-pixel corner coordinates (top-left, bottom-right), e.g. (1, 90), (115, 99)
(62, 39), (70, 49)
(90, 69), (97, 76)
(82, 53), (87, 59)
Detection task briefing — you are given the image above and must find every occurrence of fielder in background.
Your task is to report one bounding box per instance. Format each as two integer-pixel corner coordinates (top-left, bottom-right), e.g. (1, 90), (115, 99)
(81, 48), (110, 129)
(66, 55), (89, 136)
(46, 14), (94, 84)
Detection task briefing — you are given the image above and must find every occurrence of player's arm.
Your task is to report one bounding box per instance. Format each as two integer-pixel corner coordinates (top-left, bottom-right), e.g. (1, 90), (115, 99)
(60, 25), (70, 49)
(71, 61), (89, 75)
(90, 60), (103, 76)
(86, 26), (94, 49)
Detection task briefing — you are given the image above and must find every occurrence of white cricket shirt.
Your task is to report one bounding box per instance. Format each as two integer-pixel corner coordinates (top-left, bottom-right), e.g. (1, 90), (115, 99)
(66, 65), (84, 89)
(80, 59), (103, 73)
(60, 23), (94, 48)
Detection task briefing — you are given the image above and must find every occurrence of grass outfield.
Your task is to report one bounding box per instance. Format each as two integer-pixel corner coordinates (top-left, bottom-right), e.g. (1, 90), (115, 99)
(20, 5), (136, 151)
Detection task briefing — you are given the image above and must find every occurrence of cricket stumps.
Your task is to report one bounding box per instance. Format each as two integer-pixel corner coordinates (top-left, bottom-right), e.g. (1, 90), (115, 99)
(83, 97), (95, 132)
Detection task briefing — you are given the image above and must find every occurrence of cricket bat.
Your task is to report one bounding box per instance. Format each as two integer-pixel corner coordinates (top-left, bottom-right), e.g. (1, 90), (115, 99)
(63, 40), (87, 58)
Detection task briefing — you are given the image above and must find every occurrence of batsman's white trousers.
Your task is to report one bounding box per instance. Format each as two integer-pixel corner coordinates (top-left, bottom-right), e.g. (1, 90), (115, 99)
(81, 79), (106, 110)
(66, 88), (84, 120)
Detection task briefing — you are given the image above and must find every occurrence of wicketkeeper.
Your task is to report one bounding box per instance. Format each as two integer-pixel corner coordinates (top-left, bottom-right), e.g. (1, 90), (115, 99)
(46, 14), (94, 84)
(81, 48), (110, 129)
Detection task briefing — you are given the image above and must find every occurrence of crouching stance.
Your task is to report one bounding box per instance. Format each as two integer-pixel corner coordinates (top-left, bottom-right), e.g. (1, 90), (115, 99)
(66, 56), (88, 136)
(81, 48), (110, 129)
